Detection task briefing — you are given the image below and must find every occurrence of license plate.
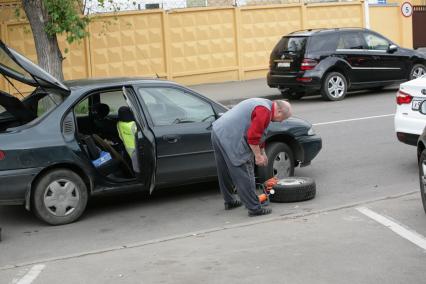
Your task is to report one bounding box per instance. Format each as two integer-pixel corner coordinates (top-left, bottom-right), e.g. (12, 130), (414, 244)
(277, 62), (291, 68)
(412, 99), (423, 110)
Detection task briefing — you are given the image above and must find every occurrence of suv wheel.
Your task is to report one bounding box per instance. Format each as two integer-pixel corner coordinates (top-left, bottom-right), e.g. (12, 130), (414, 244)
(32, 169), (88, 225)
(321, 72), (347, 101)
(410, 64), (426, 80)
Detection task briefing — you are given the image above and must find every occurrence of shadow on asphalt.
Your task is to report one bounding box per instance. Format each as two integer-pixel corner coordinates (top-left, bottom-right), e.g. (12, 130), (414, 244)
(85, 181), (219, 213)
(0, 182), (220, 227)
(221, 87), (398, 107)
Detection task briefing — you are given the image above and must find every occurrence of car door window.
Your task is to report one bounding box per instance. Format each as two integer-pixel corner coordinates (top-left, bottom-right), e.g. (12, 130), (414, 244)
(75, 97), (89, 117)
(363, 33), (390, 51)
(36, 93), (63, 116)
(308, 33), (339, 53)
(99, 90), (127, 115)
(138, 87), (215, 126)
(337, 33), (365, 50)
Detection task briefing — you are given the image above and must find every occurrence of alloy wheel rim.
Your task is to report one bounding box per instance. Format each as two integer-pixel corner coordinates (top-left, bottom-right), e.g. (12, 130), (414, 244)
(413, 67), (426, 79)
(277, 178), (306, 186)
(327, 75), (345, 98)
(43, 179), (80, 216)
(422, 161), (426, 195)
(273, 152), (291, 179)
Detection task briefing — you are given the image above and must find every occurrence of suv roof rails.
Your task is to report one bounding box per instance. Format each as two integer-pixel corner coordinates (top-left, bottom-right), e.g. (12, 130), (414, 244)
(289, 27), (367, 35)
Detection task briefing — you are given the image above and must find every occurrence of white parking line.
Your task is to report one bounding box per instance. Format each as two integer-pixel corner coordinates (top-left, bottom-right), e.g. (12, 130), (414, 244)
(357, 207), (426, 250)
(14, 264), (45, 284)
(313, 114), (394, 126)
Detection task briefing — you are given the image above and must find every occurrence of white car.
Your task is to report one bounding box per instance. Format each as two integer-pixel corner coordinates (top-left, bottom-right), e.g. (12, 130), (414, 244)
(395, 75), (426, 146)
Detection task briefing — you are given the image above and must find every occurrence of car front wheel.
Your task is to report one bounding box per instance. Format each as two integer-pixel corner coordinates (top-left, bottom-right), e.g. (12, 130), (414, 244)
(257, 142), (295, 182)
(32, 169), (88, 225)
(410, 64), (426, 80)
(321, 72), (347, 101)
(419, 149), (426, 214)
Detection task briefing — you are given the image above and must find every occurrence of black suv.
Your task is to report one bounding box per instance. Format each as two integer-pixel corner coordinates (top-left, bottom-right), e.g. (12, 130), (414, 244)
(267, 28), (426, 101)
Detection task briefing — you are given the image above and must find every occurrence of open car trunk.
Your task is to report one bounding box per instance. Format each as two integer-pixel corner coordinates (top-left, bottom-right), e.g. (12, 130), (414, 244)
(0, 40), (69, 132)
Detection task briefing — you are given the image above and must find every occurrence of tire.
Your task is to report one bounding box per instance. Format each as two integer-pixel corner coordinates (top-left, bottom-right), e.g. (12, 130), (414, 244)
(270, 177), (316, 203)
(257, 142), (294, 182)
(321, 72), (347, 101)
(418, 149), (426, 214)
(32, 169), (88, 225)
(280, 89), (304, 100)
(409, 64), (426, 80)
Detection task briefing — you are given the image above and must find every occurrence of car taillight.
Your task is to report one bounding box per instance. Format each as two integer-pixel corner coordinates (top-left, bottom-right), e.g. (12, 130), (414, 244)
(396, 90), (413, 105)
(301, 59), (318, 71)
(0, 150), (5, 161)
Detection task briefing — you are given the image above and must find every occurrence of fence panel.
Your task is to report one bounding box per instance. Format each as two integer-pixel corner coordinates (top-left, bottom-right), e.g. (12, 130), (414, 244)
(168, 8), (238, 85)
(89, 11), (167, 78)
(240, 5), (303, 80)
(369, 5), (401, 46)
(306, 2), (363, 29)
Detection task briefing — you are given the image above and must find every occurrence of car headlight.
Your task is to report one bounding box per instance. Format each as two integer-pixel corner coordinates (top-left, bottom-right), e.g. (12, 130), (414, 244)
(307, 127), (315, 136)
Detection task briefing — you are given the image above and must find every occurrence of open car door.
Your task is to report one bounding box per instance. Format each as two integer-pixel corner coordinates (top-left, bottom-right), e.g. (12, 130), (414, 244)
(122, 86), (157, 193)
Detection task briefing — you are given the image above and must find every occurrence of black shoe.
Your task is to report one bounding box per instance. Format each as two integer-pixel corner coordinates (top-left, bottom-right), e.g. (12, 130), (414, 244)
(224, 200), (242, 210)
(248, 207), (272, 217)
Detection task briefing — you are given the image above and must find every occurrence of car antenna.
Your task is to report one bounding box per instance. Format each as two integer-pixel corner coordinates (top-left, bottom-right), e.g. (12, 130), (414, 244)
(2, 74), (25, 99)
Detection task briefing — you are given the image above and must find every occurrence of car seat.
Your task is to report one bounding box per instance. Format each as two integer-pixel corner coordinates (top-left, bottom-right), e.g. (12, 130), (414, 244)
(117, 106), (140, 173)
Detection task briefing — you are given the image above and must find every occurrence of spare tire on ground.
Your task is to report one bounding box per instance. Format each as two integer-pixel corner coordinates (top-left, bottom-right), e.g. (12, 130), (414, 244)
(270, 177), (316, 203)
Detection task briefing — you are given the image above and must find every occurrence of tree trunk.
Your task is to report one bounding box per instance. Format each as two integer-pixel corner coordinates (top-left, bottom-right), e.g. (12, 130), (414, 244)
(22, 0), (64, 81)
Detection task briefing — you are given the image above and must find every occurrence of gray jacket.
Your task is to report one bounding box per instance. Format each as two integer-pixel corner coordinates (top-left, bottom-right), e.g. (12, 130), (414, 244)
(212, 98), (272, 166)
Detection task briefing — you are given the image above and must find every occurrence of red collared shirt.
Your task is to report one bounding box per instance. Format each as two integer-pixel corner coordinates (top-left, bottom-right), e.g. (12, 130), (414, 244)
(247, 103), (275, 148)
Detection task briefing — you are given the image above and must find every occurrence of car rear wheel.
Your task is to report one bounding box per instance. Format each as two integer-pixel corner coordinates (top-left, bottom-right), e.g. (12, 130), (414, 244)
(321, 72), (347, 101)
(419, 149), (426, 214)
(257, 142), (294, 182)
(32, 169), (88, 225)
(410, 64), (426, 80)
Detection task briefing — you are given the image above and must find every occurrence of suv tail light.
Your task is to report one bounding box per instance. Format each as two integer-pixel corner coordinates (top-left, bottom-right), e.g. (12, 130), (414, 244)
(0, 150), (5, 161)
(301, 59), (318, 71)
(396, 90), (413, 105)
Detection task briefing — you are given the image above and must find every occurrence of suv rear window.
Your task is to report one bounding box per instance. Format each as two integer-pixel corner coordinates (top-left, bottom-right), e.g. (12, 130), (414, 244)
(273, 36), (307, 55)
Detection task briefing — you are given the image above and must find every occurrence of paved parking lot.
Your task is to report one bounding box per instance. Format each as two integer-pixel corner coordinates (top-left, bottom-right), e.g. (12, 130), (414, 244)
(1, 79), (426, 283)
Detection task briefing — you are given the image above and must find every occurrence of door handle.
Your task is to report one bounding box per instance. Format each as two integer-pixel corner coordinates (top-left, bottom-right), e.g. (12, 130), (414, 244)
(163, 135), (179, 143)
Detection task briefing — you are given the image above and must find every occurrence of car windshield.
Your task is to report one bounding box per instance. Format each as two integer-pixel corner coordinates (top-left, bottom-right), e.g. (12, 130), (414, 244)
(273, 36), (307, 54)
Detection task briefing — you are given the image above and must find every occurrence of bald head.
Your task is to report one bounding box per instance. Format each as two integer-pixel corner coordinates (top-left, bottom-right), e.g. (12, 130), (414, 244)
(272, 100), (292, 122)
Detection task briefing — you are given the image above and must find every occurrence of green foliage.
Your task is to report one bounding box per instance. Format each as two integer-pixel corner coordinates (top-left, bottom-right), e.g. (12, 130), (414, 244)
(43, 0), (90, 44)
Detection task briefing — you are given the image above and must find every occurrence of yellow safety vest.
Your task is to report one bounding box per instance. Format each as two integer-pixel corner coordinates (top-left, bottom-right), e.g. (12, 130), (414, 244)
(117, 121), (137, 156)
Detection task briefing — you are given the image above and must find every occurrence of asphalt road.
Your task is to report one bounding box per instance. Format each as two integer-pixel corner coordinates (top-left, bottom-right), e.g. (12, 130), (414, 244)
(1, 79), (426, 283)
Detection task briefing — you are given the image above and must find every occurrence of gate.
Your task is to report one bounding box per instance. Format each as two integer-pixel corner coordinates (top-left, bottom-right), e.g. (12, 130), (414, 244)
(413, 6), (426, 49)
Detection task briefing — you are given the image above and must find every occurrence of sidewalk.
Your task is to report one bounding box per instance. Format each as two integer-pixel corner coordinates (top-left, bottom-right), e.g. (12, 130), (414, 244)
(6, 196), (426, 284)
(190, 78), (281, 105)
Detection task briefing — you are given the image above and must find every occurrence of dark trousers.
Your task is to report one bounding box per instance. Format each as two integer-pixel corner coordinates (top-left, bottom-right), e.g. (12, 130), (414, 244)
(211, 131), (261, 212)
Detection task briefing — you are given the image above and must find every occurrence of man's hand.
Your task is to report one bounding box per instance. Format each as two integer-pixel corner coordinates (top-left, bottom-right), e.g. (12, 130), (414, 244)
(250, 144), (268, 167)
(255, 154), (268, 167)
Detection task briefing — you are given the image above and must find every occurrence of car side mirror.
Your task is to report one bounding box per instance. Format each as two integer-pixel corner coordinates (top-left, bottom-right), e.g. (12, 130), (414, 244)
(419, 101), (426, 115)
(388, 44), (398, 53)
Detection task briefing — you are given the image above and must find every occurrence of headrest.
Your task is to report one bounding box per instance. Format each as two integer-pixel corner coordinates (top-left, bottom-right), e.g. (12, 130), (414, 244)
(118, 106), (135, 122)
(92, 103), (110, 119)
